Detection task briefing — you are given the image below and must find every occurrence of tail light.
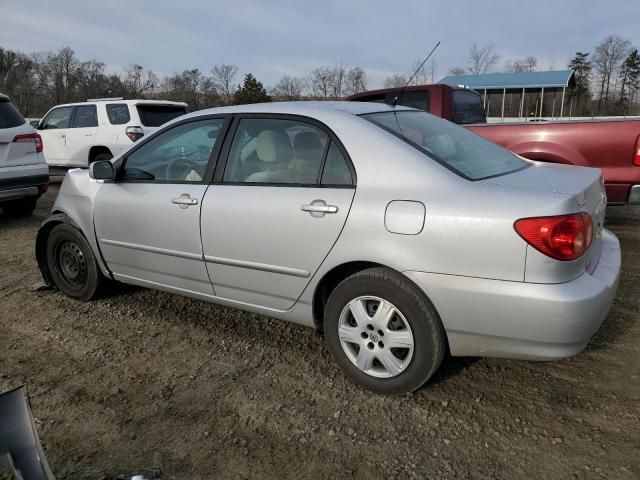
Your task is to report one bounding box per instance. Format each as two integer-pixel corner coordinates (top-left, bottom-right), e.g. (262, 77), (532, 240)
(125, 126), (144, 142)
(514, 213), (593, 261)
(634, 135), (640, 166)
(13, 133), (43, 153)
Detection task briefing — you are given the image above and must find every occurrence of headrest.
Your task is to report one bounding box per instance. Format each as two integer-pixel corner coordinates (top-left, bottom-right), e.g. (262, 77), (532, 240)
(293, 132), (323, 157)
(256, 130), (293, 163)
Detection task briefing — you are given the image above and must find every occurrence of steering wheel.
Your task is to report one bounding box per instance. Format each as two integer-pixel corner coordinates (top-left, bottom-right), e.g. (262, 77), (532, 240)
(165, 158), (201, 181)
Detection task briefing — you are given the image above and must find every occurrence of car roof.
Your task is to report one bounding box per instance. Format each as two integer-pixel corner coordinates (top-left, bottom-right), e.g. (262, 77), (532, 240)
(0, 93), (9, 102)
(48, 99), (188, 108)
(189, 101), (415, 118)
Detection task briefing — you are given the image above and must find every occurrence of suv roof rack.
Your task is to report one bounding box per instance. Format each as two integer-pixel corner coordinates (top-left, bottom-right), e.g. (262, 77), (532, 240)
(86, 97), (124, 102)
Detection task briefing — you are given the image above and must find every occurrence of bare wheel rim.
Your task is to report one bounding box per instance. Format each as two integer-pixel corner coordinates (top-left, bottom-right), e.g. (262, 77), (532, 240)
(338, 295), (414, 379)
(55, 240), (88, 286)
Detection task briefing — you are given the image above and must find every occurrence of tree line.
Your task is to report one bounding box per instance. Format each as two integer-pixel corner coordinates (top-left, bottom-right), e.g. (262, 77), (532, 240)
(2, 37), (638, 118)
(0, 45), (370, 117)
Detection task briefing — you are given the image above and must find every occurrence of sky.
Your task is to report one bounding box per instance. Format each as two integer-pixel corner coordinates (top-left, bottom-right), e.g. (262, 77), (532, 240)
(1, 0), (639, 89)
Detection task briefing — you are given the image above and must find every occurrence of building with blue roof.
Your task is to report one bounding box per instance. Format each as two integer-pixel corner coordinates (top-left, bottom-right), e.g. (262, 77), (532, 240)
(439, 70), (575, 120)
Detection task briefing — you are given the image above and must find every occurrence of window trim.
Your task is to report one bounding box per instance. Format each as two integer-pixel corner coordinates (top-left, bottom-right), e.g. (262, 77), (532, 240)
(213, 113), (356, 189)
(70, 104), (98, 129)
(115, 114), (232, 185)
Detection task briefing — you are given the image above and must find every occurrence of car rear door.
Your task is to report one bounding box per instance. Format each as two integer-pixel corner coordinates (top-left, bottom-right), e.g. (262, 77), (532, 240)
(93, 116), (230, 296)
(200, 115), (356, 310)
(38, 106), (74, 166)
(66, 104), (98, 166)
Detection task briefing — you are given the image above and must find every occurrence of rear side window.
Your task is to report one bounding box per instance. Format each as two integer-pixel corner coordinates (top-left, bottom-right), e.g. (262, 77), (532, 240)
(72, 105), (98, 128)
(395, 91), (429, 111)
(0, 99), (26, 129)
(321, 142), (353, 185)
(452, 90), (486, 124)
(136, 105), (187, 127)
(106, 104), (131, 125)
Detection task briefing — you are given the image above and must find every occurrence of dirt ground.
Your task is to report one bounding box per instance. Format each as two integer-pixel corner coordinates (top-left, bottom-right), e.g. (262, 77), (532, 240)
(1, 184), (639, 480)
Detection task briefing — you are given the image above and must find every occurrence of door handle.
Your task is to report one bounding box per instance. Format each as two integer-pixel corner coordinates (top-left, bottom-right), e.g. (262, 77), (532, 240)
(171, 194), (198, 209)
(301, 199), (338, 217)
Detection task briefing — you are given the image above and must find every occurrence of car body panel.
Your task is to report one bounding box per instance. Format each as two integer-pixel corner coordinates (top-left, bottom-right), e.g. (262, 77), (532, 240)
(40, 101), (621, 361)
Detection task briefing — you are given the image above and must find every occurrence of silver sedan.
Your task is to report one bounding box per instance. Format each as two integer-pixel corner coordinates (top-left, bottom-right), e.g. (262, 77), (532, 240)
(37, 101), (621, 394)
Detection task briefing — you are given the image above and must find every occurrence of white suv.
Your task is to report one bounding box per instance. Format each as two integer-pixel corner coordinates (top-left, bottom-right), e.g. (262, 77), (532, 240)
(0, 93), (48, 217)
(37, 98), (188, 168)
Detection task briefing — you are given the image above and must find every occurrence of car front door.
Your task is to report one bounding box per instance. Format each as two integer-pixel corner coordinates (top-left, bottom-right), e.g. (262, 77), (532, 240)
(93, 116), (230, 296)
(67, 104), (98, 166)
(38, 106), (74, 166)
(200, 116), (356, 310)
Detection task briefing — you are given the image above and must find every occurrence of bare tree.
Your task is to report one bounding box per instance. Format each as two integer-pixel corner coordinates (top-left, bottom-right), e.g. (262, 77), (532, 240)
(331, 63), (347, 98)
(271, 75), (304, 100)
(344, 66), (367, 95)
(211, 64), (238, 105)
(309, 66), (334, 99)
(122, 64), (157, 97)
(409, 59), (429, 85)
(468, 43), (500, 74)
(383, 73), (408, 88)
(448, 67), (466, 75)
(594, 35), (632, 112)
(505, 56), (537, 73)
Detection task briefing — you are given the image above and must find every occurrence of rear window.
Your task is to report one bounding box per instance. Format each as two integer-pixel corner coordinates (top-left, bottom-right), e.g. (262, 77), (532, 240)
(452, 90), (486, 124)
(106, 104), (131, 125)
(0, 99), (26, 129)
(136, 105), (187, 127)
(362, 110), (527, 181)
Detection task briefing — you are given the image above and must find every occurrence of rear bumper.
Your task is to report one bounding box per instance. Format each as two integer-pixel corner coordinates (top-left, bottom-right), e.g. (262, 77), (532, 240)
(405, 229), (621, 360)
(0, 165), (49, 201)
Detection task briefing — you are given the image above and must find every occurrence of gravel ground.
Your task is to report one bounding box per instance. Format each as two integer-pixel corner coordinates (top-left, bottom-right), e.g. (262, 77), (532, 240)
(1, 184), (639, 480)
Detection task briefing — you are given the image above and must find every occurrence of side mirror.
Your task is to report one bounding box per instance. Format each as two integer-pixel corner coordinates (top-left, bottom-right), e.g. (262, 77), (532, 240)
(89, 160), (115, 180)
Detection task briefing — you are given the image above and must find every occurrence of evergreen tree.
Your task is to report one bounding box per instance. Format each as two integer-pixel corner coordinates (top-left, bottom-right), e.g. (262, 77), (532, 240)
(568, 52), (592, 114)
(618, 49), (640, 113)
(233, 73), (271, 105)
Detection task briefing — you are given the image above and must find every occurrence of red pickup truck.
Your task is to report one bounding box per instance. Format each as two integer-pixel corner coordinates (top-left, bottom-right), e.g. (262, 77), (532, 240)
(347, 84), (640, 205)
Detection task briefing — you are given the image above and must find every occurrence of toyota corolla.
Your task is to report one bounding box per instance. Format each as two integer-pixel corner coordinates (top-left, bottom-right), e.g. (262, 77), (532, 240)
(36, 101), (621, 394)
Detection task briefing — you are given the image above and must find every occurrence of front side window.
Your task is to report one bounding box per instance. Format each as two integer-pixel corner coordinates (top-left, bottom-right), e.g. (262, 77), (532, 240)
(41, 106), (74, 130)
(121, 118), (226, 182)
(362, 110), (527, 180)
(452, 90), (486, 124)
(71, 105), (98, 128)
(106, 104), (131, 125)
(223, 118), (329, 185)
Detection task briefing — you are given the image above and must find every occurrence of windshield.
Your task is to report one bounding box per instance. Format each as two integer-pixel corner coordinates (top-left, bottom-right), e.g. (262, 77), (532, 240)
(136, 105), (187, 127)
(362, 110), (528, 180)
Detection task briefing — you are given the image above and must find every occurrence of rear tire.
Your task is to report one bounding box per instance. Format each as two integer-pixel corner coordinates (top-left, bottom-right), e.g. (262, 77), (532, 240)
(1, 197), (37, 217)
(324, 267), (446, 395)
(46, 224), (103, 301)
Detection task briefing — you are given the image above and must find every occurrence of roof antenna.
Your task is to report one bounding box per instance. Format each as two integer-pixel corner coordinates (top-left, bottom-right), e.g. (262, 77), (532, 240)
(390, 41), (441, 107)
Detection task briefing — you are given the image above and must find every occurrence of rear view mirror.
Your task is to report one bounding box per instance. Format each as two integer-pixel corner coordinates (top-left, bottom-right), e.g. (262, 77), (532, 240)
(89, 160), (115, 180)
